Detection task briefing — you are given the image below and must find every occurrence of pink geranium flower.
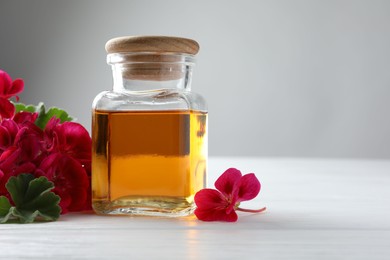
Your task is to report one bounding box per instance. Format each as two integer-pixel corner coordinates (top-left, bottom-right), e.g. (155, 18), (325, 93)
(194, 168), (266, 222)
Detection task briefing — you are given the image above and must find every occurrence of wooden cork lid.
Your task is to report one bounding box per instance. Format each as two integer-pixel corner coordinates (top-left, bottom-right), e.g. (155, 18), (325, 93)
(105, 36), (200, 55)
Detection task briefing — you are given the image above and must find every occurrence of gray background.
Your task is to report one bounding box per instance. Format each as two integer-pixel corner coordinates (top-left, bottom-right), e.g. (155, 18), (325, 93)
(1, 0), (389, 158)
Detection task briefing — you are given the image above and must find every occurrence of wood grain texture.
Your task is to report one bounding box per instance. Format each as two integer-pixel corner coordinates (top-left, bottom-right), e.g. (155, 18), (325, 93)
(1, 158), (390, 259)
(105, 36), (200, 55)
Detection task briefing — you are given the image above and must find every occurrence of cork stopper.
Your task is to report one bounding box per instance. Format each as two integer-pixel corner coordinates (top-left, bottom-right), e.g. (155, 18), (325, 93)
(105, 36), (199, 55)
(106, 36), (199, 81)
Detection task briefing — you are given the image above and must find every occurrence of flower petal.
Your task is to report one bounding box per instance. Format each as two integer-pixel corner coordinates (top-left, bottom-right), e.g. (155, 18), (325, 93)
(9, 78), (24, 98)
(0, 147), (21, 171)
(0, 71), (24, 99)
(214, 168), (242, 198)
(0, 70), (12, 97)
(1, 119), (19, 138)
(14, 125), (44, 162)
(194, 188), (227, 210)
(194, 207), (238, 222)
(58, 192), (71, 214)
(0, 125), (12, 150)
(237, 173), (261, 202)
(13, 111), (38, 124)
(0, 97), (15, 119)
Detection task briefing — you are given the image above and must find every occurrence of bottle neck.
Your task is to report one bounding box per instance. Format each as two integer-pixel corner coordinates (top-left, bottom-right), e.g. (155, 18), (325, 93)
(108, 53), (195, 92)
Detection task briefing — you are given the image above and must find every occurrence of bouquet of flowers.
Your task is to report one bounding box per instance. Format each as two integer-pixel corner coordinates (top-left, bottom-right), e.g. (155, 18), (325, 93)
(0, 69), (91, 223)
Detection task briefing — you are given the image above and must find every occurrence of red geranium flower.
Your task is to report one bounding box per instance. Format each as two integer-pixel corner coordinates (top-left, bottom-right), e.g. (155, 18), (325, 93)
(0, 70), (24, 100)
(36, 153), (89, 214)
(194, 168), (266, 222)
(0, 69), (93, 218)
(0, 70), (24, 119)
(44, 118), (91, 171)
(35, 118), (92, 212)
(0, 117), (43, 197)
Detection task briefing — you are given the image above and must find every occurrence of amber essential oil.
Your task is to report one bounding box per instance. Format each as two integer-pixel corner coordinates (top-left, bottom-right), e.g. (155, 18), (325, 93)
(92, 110), (207, 216)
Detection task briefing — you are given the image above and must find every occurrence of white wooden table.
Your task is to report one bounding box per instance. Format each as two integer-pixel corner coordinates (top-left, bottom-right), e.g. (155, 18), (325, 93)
(1, 157), (390, 259)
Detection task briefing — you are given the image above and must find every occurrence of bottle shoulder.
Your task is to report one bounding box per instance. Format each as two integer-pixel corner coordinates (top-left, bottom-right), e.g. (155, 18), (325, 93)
(180, 91), (207, 112)
(92, 90), (207, 112)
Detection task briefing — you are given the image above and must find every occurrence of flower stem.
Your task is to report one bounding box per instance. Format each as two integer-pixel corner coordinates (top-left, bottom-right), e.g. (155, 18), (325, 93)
(236, 206), (266, 213)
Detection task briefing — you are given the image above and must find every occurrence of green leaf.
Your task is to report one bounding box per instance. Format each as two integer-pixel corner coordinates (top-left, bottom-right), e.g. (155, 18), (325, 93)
(1, 174), (61, 224)
(14, 102), (39, 113)
(39, 107), (74, 128)
(14, 102), (74, 129)
(6, 173), (35, 206)
(0, 196), (13, 223)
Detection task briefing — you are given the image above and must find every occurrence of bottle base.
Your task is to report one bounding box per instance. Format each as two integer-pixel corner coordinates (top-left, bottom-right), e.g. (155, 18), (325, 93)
(92, 196), (196, 217)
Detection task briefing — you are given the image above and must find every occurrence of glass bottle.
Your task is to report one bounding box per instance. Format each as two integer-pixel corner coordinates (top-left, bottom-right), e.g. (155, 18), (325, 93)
(91, 36), (207, 217)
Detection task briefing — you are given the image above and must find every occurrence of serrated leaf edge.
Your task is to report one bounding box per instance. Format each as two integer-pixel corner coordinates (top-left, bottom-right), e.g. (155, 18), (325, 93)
(0, 175), (61, 224)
